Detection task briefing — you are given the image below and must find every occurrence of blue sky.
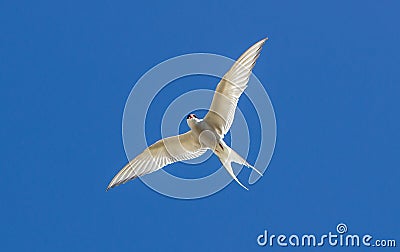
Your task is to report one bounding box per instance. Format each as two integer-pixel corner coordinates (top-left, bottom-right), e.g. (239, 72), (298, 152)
(1, 0), (399, 251)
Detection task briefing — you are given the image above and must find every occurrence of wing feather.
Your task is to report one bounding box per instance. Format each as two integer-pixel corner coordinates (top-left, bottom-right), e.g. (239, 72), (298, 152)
(107, 131), (206, 190)
(204, 38), (267, 136)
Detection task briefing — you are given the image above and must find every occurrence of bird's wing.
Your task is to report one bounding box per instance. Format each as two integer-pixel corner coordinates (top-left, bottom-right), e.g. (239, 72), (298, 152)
(204, 38), (267, 136)
(107, 131), (206, 190)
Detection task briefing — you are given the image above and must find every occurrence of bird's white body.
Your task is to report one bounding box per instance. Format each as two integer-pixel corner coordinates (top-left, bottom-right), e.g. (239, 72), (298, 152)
(188, 118), (219, 149)
(107, 38), (268, 191)
(189, 116), (262, 190)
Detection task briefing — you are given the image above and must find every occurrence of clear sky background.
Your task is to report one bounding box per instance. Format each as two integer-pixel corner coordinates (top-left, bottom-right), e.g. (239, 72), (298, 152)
(1, 1), (399, 251)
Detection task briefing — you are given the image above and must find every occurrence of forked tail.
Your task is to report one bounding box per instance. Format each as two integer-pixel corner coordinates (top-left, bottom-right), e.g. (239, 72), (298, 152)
(213, 140), (262, 190)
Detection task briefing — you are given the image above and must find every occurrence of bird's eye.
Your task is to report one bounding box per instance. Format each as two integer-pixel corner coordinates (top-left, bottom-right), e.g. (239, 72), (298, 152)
(187, 114), (191, 119)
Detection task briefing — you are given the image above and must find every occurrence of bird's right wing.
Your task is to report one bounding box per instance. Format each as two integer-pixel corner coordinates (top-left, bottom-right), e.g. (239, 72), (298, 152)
(204, 38), (267, 136)
(107, 131), (206, 190)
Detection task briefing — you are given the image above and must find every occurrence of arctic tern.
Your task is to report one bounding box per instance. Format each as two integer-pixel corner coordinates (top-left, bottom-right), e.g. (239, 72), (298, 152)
(107, 38), (268, 191)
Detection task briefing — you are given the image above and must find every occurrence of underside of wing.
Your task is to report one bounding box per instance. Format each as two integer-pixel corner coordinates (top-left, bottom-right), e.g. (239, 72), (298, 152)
(204, 38), (267, 136)
(107, 131), (206, 190)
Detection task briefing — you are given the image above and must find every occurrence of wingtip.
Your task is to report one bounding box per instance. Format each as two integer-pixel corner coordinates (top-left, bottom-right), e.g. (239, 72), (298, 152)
(255, 37), (268, 48)
(106, 183), (113, 191)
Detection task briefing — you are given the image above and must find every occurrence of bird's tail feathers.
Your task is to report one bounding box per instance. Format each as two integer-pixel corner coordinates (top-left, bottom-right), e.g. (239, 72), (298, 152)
(214, 141), (262, 190)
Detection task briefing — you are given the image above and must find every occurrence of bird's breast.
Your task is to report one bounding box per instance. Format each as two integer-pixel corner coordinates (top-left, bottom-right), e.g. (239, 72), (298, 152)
(193, 121), (221, 150)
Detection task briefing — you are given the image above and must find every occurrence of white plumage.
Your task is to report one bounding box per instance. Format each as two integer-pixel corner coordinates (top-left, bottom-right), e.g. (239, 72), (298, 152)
(107, 38), (267, 191)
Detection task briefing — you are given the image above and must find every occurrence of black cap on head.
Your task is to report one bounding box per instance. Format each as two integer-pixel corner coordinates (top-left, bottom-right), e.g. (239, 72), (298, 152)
(187, 113), (197, 119)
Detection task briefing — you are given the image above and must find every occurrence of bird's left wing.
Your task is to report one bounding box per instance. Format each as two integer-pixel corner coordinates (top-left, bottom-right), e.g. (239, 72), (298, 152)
(107, 131), (206, 190)
(204, 38), (267, 136)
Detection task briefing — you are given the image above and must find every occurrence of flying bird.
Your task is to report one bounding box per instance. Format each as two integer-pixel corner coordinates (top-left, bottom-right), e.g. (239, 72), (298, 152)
(107, 38), (268, 191)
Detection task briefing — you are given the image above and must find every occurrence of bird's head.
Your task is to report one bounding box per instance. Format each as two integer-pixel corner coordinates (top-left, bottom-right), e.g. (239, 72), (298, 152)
(186, 113), (199, 128)
(186, 113), (197, 120)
